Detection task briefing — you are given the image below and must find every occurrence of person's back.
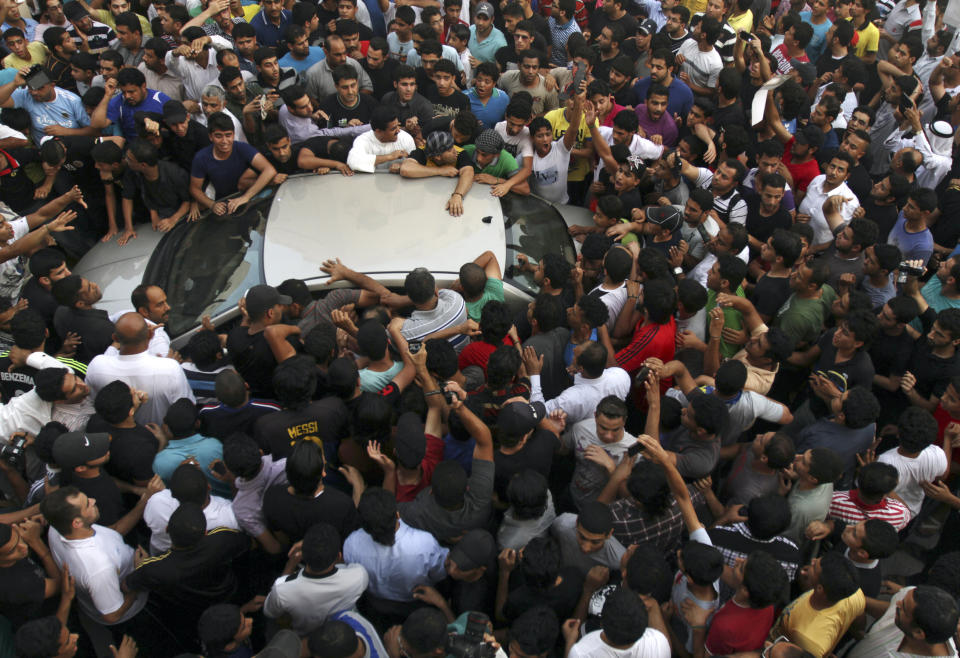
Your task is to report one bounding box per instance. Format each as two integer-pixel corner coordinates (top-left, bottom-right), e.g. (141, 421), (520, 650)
(152, 399), (229, 497)
(877, 407), (947, 516)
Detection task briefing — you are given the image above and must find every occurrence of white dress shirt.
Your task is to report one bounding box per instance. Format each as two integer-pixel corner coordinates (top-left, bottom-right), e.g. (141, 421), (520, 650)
(346, 129), (417, 173)
(85, 350), (195, 425)
(797, 174), (859, 246)
(164, 35), (232, 102)
(529, 368), (631, 424)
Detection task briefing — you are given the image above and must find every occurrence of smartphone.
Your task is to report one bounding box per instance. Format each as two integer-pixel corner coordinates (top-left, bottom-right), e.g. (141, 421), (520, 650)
(634, 365), (650, 387)
(626, 442), (644, 457)
(696, 223), (711, 243)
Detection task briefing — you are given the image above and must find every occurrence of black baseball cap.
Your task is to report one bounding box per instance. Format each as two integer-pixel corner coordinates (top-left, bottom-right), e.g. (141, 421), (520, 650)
(448, 529), (496, 570)
(162, 99), (188, 124)
(645, 205), (683, 233)
(497, 400), (546, 436)
(245, 284), (292, 319)
(52, 432), (110, 469)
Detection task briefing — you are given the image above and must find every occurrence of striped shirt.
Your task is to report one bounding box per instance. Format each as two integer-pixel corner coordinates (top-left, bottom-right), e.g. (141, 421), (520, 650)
(827, 489), (911, 531)
(689, 13), (738, 64)
(708, 522), (801, 580)
(400, 288), (469, 352)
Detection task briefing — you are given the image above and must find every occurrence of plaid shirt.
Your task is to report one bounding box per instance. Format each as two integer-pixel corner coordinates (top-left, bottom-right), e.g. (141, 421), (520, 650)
(610, 488), (704, 557)
(708, 522), (800, 580)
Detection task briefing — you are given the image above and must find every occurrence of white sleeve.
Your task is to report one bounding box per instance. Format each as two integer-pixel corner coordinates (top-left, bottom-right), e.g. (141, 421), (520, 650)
(694, 167), (713, 189)
(631, 135), (664, 161)
(25, 352), (71, 372)
(208, 34), (233, 51)
(262, 578), (288, 619)
(689, 526), (713, 546)
(86, 566), (126, 615)
(748, 392), (788, 423)
(346, 136), (378, 173)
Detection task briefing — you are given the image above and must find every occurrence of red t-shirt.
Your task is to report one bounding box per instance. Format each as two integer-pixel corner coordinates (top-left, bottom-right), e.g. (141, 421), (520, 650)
(783, 138), (822, 193)
(457, 336), (514, 373)
(615, 316), (677, 375)
(705, 600), (776, 655)
(394, 433), (445, 503)
(933, 403), (960, 463)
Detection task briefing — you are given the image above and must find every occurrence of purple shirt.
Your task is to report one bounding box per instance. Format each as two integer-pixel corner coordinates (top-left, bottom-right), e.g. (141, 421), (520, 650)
(635, 104), (679, 147)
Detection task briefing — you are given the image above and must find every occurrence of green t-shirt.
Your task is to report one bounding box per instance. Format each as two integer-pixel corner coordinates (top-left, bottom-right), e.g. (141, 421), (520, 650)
(775, 285), (837, 349)
(706, 285), (745, 359)
(618, 218), (638, 246)
(464, 277), (504, 321)
(462, 145), (520, 178)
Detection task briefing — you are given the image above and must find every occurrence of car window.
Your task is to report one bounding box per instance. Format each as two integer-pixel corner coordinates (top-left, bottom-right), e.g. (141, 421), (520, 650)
(501, 194), (578, 297)
(143, 192), (272, 338)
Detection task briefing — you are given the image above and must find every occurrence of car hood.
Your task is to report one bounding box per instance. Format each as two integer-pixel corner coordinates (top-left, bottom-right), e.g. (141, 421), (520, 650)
(72, 230), (165, 316)
(262, 174), (505, 286)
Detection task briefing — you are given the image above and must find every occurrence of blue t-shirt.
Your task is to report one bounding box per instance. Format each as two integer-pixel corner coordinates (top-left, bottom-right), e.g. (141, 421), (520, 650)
(152, 434), (231, 498)
(466, 87), (510, 129)
(279, 47), (326, 74)
(191, 141), (259, 199)
(800, 12), (833, 63)
(888, 214), (934, 265)
(12, 87), (89, 144)
(386, 32), (414, 61)
(107, 88), (170, 140)
(442, 433), (475, 475)
(250, 9), (291, 46)
(468, 24), (507, 63)
(631, 76), (694, 118)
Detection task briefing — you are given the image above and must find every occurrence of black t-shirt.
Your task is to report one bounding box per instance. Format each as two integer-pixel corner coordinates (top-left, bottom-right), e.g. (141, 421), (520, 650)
(86, 415), (159, 484)
(846, 164), (871, 202)
(931, 187), (960, 249)
(713, 102), (747, 129)
(199, 399), (280, 440)
(612, 83), (641, 108)
(493, 429), (558, 499)
(911, 340), (960, 400)
(262, 484), (359, 543)
(815, 51), (854, 77)
(20, 278), (59, 337)
(424, 86), (470, 119)
(318, 92), (380, 127)
(862, 198), (901, 242)
(363, 57), (400, 101)
(751, 275), (791, 321)
(226, 326), (279, 399)
(253, 397), (349, 461)
(123, 527), (248, 623)
(503, 566), (584, 621)
(745, 199), (792, 247)
(869, 330), (915, 377)
(0, 558), (47, 628)
(63, 470), (126, 527)
(162, 120), (210, 171)
(815, 328), (876, 391)
(0, 356), (38, 403)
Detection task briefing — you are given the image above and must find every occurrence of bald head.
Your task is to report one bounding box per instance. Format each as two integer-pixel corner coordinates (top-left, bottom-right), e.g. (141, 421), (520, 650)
(114, 312), (150, 349)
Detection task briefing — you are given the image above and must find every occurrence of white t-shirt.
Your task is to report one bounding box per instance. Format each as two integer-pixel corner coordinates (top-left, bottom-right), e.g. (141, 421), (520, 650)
(48, 525), (148, 624)
(590, 281), (628, 333)
(495, 121), (534, 162)
(797, 175), (858, 246)
(592, 126), (663, 181)
(678, 39), (722, 90)
(143, 490), (239, 554)
(878, 445), (948, 516)
(263, 562), (370, 636)
(531, 140), (573, 204)
(568, 629), (671, 658)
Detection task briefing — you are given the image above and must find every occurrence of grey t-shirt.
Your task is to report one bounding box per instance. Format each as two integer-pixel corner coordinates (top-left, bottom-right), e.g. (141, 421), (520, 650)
(550, 512), (625, 577)
(399, 459), (494, 545)
(721, 449), (778, 506)
(662, 428), (720, 480)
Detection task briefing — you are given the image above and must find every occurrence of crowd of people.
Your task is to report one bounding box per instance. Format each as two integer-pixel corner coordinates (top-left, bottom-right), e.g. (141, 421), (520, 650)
(0, 0), (958, 654)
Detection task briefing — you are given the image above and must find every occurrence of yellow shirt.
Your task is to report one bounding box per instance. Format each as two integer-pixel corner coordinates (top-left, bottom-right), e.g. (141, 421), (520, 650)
(241, 4), (260, 22)
(683, 0), (708, 16)
(727, 9), (753, 32)
(847, 17), (879, 56)
(2, 41), (48, 70)
(770, 589), (866, 658)
(93, 9), (153, 36)
(543, 107), (597, 182)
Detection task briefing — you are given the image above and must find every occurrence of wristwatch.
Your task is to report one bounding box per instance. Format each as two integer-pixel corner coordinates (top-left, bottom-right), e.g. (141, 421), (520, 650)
(673, 266), (683, 276)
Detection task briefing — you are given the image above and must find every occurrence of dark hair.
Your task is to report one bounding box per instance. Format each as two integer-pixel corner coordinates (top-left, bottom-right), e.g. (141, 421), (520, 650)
(715, 360), (747, 397)
(856, 461), (898, 500)
(897, 407), (939, 454)
(222, 433), (262, 480)
(612, 108), (639, 133)
(474, 61), (499, 82)
(28, 247), (66, 280)
(576, 294), (609, 329)
(370, 105), (398, 132)
(404, 268), (435, 304)
(578, 501), (614, 535)
(681, 540), (724, 586)
(541, 253), (571, 289)
(677, 279), (708, 315)
(909, 187), (938, 213)
(357, 487), (396, 546)
(577, 341), (607, 378)
(402, 608), (447, 656)
(309, 621), (359, 658)
(625, 543), (673, 602)
(332, 63), (359, 85)
(479, 300), (512, 344)
(603, 245), (633, 282)
(742, 551), (788, 608)
(886, 294), (920, 325)
(641, 279), (677, 325)
(170, 463), (208, 505)
(15, 617), (64, 658)
(39, 485), (81, 535)
(926, 553), (960, 598)
(626, 460), (670, 517)
(840, 385), (880, 430)
(42, 26), (69, 51)
(859, 519), (898, 559)
(207, 111), (234, 134)
(715, 253), (747, 293)
(768, 229), (802, 268)
(532, 293), (563, 332)
(808, 447), (844, 484)
(198, 603), (243, 656)
(746, 494), (791, 539)
(519, 536), (560, 589)
(93, 380), (134, 424)
(273, 357), (318, 410)
(286, 440), (326, 495)
(509, 606), (559, 657)
(34, 368), (68, 403)
(486, 345), (521, 389)
(10, 308), (46, 350)
(168, 501), (206, 548)
(913, 585), (960, 644)
(304, 325), (337, 367)
(184, 329), (222, 370)
(424, 338), (457, 379)
(601, 586), (648, 646)
(302, 522), (341, 571)
(818, 551), (860, 604)
(688, 394), (728, 437)
(506, 469), (549, 519)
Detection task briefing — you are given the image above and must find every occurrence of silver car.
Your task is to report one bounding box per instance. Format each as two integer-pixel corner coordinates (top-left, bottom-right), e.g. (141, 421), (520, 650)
(73, 173), (594, 347)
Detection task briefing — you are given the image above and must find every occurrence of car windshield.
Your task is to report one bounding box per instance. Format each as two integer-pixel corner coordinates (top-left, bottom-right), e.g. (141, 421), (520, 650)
(501, 194), (578, 296)
(143, 192), (272, 337)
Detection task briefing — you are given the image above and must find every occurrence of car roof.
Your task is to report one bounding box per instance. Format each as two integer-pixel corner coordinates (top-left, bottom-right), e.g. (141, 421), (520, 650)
(262, 173), (506, 288)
